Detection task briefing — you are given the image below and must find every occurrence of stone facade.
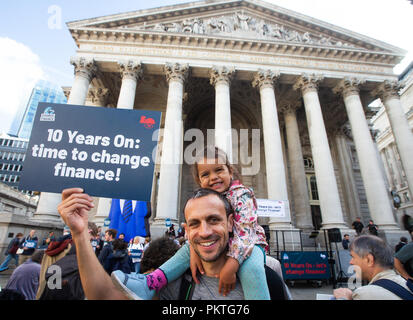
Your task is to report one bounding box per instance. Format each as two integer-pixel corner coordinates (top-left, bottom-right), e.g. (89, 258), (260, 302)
(32, 0), (411, 246)
(372, 62), (413, 228)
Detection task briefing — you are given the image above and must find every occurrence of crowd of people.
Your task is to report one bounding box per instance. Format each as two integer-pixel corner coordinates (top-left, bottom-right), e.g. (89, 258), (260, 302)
(0, 146), (412, 300)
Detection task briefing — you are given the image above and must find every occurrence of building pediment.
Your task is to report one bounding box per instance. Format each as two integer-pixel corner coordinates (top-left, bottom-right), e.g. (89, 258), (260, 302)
(67, 0), (406, 58)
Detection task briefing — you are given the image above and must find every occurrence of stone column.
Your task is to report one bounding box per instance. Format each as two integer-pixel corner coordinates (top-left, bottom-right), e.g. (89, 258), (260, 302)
(252, 70), (291, 229)
(210, 66), (235, 161)
(153, 63), (188, 238)
(67, 57), (97, 105)
(387, 143), (403, 189)
(33, 57), (97, 223)
(86, 87), (109, 107)
(92, 62), (143, 226)
(334, 78), (398, 230)
(293, 74), (347, 229)
(380, 148), (395, 190)
(334, 129), (362, 224)
(281, 102), (313, 230)
(117, 60), (143, 110)
(373, 81), (413, 197)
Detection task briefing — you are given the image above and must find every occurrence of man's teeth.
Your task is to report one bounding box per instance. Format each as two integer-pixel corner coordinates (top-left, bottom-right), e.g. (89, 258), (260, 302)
(199, 240), (216, 247)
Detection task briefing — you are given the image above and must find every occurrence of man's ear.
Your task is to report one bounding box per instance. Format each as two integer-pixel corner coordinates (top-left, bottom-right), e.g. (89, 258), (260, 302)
(227, 214), (234, 231)
(366, 253), (375, 267)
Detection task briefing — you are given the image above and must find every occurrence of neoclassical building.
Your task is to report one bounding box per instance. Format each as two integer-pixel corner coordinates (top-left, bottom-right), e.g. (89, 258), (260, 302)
(372, 62), (413, 228)
(33, 0), (412, 247)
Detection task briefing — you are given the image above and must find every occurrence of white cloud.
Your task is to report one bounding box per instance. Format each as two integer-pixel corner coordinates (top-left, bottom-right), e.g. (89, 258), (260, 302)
(0, 37), (45, 133)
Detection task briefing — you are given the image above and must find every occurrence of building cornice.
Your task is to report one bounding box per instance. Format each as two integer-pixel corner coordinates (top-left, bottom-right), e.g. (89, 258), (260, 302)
(69, 26), (404, 67)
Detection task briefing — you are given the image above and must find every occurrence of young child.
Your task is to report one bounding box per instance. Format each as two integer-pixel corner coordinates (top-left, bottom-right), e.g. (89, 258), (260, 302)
(112, 146), (270, 300)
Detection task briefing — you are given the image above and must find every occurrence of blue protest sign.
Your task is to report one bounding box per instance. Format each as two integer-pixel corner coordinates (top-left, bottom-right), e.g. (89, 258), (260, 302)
(19, 103), (161, 201)
(24, 240), (38, 249)
(104, 218), (111, 227)
(165, 218), (172, 228)
(130, 248), (143, 259)
(281, 251), (331, 280)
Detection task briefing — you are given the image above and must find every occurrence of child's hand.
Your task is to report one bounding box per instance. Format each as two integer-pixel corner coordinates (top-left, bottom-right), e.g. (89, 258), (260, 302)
(218, 258), (239, 296)
(189, 245), (204, 284)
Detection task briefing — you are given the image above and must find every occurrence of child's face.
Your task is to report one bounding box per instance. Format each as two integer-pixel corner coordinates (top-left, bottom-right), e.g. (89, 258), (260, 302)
(197, 158), (233, 193)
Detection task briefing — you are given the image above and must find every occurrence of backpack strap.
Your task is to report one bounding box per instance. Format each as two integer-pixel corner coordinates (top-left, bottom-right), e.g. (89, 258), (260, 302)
(372, 279), (413, 300)
(178, 269), (194, 300)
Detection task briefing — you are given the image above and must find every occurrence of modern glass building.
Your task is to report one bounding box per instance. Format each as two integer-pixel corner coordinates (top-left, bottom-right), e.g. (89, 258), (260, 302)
(10, 80), (67, 139)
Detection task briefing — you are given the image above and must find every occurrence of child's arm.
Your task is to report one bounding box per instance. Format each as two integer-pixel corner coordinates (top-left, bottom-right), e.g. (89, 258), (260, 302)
(218, 257), (239, 296)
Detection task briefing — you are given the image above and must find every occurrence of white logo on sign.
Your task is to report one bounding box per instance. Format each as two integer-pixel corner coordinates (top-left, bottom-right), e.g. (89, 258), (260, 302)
(40, 107), (56, 121)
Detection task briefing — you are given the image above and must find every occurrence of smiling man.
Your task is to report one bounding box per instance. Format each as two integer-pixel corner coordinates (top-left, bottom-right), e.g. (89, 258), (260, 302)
(57, 187), (245, 299)
(158, 188), (245, 300)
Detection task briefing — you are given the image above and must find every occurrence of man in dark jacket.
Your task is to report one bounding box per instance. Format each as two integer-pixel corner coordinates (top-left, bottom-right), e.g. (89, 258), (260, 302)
(0, 233), (24, 272)
(103, 239), (133, 275)
(367, 220), (379, 236)
(98, 228), (117, 265)
(352, 217), (364, 236)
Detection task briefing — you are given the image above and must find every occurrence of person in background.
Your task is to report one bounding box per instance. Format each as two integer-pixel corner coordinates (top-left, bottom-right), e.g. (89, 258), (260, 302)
(352, 217), (364, 236)
(333, 235), (412, 300)
(98, 228), (117, 265)
(18, 230), (38, 265)
(342, 234), (350, 250)
(40, 231), (56, 250)
(36, 225), (73, 299)
(0, 233), (24, 272)
(394, 240), (413, 280)
(118, 233), (127, 243)
(104, 239), (134, 275)
(143, 237), (151, 251)
(177, 223), (186, 238)
(128, 236), (145, 273)
(367, 220), (379, 236)
(4, 250), (45, 300)
(395, 236), (409, 253)
(39, 222), (98, 300)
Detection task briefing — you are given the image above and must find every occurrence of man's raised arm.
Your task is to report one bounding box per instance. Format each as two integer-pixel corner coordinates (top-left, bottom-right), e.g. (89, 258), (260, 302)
(57, 188), (128, 300)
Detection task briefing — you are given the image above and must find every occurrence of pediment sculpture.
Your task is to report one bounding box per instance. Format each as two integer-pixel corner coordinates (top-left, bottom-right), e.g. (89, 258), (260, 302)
(127, 11), (355, 48)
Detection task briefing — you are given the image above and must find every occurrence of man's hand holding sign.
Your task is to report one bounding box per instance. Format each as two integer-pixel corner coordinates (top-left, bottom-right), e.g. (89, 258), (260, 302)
(18, 103), (161, 300)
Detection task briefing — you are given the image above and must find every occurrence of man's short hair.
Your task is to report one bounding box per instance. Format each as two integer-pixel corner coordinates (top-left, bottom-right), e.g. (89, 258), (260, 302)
(183, 188), (233, 221)
(140, 237), (180, 273)
(31, 250), (45, 264)
(349, 235), (393, 269)
(105, 229), (117, 239)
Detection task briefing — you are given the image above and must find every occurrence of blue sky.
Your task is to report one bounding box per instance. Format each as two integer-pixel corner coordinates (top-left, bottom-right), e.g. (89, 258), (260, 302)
(1, 0), (412, 133)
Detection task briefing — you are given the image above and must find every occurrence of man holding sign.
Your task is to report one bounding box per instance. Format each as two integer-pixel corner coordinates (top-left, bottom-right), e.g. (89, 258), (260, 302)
(18, 230), (38, 265)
